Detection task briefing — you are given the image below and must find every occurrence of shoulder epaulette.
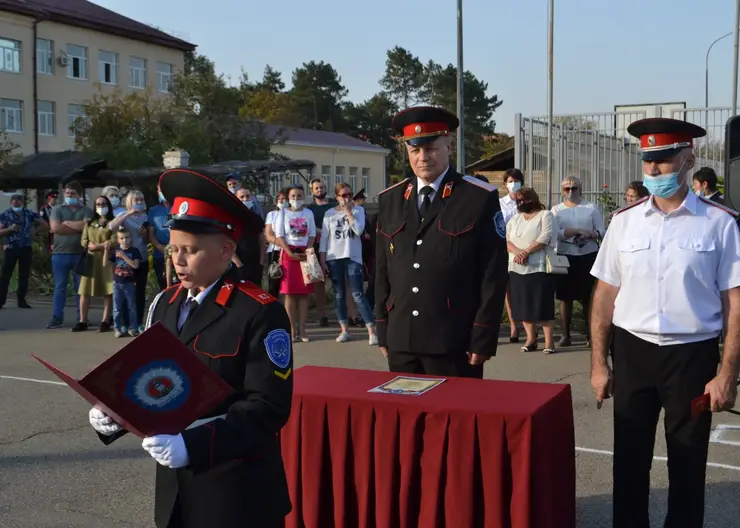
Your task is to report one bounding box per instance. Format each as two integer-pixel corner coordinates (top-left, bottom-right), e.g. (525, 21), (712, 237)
(614, 196), (649, 216)
(698, 195), (739, 216)
(237, 281), (277, 305)
(462, 175), (497, 192)
(378, 178), (411, 196)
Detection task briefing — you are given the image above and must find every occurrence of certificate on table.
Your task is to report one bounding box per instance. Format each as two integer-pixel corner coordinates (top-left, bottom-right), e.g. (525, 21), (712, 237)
(368, 376), (446, 396)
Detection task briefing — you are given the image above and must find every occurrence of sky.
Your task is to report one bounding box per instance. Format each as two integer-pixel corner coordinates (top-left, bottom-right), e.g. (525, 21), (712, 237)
(96, 0), (740, 135)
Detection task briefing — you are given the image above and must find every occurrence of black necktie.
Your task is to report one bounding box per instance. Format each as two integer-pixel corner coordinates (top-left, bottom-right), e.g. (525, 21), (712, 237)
(181, 298), (199, 328)
(419, 186), (433, 218)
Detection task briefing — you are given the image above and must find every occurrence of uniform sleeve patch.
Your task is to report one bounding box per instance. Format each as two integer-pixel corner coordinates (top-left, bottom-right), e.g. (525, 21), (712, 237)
(264, 329), (291, 369)
(494, 211), (506, 239)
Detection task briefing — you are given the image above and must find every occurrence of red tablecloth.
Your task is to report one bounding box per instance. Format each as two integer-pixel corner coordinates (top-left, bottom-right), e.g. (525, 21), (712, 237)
(280, 366), (575, 528)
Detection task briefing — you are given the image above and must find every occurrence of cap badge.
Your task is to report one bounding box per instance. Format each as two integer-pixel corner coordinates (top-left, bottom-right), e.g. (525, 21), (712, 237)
(647, 135), (656, 147)
(414, 125), (422, 134)
(178, 201), (189, 215)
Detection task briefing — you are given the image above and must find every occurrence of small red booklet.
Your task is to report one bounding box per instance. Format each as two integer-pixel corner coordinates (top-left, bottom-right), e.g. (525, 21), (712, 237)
(33, 322), (234, 438)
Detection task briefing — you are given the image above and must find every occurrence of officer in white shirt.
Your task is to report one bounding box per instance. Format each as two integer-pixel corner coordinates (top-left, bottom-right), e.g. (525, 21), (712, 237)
(589, 118), (740, 528)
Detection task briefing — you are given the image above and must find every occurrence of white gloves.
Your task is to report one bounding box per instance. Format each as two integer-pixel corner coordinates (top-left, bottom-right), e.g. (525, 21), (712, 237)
(142, 434), (190, 469)
(89, 407), (123, 436)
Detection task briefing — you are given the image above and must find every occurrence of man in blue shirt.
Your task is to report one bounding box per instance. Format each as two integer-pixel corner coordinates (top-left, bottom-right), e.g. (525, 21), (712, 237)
(148, 185), (171, 290)
(0, 193), (49, 309)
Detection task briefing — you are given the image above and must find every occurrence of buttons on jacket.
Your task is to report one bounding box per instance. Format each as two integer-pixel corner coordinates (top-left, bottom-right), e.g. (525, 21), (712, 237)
(413, 263), (420, 269)
(412, 310), (419, 316)
(416, 240), (423, 246)
(412, 287), (419, 293)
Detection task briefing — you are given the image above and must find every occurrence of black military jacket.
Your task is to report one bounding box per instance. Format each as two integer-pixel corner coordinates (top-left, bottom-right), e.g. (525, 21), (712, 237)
(374, 169), (508, 358)
(100, 269), (293, 528)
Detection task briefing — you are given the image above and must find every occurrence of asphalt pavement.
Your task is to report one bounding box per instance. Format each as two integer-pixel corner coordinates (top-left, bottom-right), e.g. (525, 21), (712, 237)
(1, 300), (739, 527)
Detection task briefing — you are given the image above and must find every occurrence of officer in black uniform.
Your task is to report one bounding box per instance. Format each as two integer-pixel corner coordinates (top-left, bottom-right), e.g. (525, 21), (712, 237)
(374, 106), (509, 378)
(87, 169), (293, 528)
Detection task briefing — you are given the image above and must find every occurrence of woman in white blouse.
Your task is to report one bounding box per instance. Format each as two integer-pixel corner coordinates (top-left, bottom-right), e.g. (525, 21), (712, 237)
(551, 176), (605, 347)
(506, 187), (558, 354)
(263, 188), (289, 297)
(274, 185), (316, 342)
(319, 183), (378, 345)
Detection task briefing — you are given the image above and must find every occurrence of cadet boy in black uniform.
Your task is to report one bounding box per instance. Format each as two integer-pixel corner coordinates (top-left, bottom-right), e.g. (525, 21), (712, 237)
(374, 106), (509, 378)
(88, 169), (293, 528)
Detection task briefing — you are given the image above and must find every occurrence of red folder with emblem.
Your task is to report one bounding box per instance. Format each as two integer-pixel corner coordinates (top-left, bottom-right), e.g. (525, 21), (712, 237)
(32, 322), (234, 438)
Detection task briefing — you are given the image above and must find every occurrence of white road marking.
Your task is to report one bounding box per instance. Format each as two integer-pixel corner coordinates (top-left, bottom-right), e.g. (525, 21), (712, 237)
(0, 375), (65, 386)
(709, 424), (740, 446)
(576, 446), (740, 472)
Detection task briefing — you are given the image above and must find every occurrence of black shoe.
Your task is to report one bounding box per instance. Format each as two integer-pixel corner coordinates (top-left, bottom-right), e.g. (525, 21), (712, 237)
(71, 322), (88, 332)
(319, 317), (329, 327)
(17, 299), (31, 309)
(99, 321), (112, 333)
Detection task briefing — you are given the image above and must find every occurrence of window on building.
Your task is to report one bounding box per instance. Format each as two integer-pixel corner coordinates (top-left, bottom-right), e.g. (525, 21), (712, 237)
(349, 167), (358, 192)
(157, 62), (173, 92)
(269, 172), (283, 198)
(0, 99), (23, 133)
(36, 39), (53, 74)
(335, 166), (345, 186)
(130, 57), (146, 89)
(321, 165), (331, 183)
(99, 51), (118, 84)
(67, 104), (86, 137)
(38, 101), (55, 136)
(66, 44), (87, 80)
(362, 168), (370, 196)
(0, 38), (21, 73)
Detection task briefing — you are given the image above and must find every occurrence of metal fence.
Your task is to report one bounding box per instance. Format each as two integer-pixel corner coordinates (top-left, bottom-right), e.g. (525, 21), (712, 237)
(514, 107), (731, 208)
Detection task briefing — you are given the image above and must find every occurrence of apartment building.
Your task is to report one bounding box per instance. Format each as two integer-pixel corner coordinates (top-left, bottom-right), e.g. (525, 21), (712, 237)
(0, 0), (195, 155)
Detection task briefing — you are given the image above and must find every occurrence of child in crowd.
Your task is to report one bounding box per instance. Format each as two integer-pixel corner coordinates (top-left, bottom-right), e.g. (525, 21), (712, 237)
(104, 227), (142, 338)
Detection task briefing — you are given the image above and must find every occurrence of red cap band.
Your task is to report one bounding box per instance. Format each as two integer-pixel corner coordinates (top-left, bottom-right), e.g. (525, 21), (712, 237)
(640, 132), (694, 150)
(402, 121), (450, 138)
(170, 197), (242, 239)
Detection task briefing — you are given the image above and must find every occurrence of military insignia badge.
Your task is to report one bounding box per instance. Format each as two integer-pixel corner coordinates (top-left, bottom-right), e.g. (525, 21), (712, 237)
(494, 211), (506, 239)
(647, 135), (656, 147)
(178, 201), (189, 215)
(442, 181), (453, 199)
(264, 329), (291, 369)
(125, 359), (190, 413)
(404, 183), (413, 200)
(414, 125), (422, 134)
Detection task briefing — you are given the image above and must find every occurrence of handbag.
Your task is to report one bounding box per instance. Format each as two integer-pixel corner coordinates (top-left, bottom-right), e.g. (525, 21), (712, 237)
(300, 248), (325, 285)
(545, 246), (570, 275)
(74, 251), (91, 277)
(268, 250), (283, 280)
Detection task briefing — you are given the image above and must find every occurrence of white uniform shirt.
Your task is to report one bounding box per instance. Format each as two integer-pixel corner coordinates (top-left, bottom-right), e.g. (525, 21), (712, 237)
(591, 192), (740, 346)
(499, 194), (518, 225)
(416, 168), (449, 210)
(177, 279), (220, 332)
(551, 201), (605, 256)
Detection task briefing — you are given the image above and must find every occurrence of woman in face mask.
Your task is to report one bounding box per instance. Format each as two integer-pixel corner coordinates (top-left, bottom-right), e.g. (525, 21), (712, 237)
(506, 187), (558, 353)
(274, 185), (317, 342)
(551, 176), (605, 347)
(109, 190), (151, 333)
(102, 186), (126, 217)
(263, 189), (290, 297)
(499, 168), (525, 343)
(75, 196), (116, 333)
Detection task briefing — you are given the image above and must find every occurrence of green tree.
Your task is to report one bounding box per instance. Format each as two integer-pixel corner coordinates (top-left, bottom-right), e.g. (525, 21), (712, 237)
(257, 65), (286, 93)
(240, 89), (301, 126)
(290, 61), (348, 130)
(423, 62), (503, 166)
(481, 133), (515, 159)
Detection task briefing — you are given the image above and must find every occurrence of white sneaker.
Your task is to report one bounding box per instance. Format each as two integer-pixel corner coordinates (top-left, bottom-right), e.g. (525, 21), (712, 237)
(368, 334), (378, 346)
(336, 332), (350, 343)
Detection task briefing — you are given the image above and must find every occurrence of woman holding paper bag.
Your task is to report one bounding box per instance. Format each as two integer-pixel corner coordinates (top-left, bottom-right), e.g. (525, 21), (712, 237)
(274, 185), (316, 342)
(319, 183), (378, 345)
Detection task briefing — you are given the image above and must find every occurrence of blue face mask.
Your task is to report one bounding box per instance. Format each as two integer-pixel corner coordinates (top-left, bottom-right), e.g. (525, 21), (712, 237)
(133, 203), (146, 212)
(643, 158), (687, 199)
(158, 191), (166, 203)
(242, 199), (254, 209)
(12, 206), (22, 213)
(65, 197), (78, 206)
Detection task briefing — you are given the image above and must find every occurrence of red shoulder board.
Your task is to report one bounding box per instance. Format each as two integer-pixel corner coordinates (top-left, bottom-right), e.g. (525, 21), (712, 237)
(237, 281), (277, 305)
(614, 196), (649, 216)
(215, 280), (237, 307)
(698, 196), (739, 217)
(167, 284), (183, 304)
(378, 178), (411, 196)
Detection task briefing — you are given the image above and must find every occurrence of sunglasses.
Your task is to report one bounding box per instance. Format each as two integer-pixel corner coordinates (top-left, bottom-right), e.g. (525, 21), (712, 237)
(563, 186), (579, 192)
(338, 193), (352, 198)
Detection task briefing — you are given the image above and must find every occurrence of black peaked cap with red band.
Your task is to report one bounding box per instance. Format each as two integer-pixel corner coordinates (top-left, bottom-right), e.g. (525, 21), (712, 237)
(392, 106), (460, 146)
(627, 118), (706, 161)
(158, 169), (264, 240)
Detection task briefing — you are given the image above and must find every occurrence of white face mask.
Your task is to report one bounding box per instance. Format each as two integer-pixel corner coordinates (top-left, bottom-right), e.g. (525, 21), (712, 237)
(96, 207), (109, 217)
(506, 181), (522, 194)
(277, 201), (288, 210)
(289, 199), (303, 209)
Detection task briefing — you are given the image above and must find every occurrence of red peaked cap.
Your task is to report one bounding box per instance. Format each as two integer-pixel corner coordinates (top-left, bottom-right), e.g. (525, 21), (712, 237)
(158, 169), (264, 240)
(627, 118), (706, 161)
(392, 106), (460, 146)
